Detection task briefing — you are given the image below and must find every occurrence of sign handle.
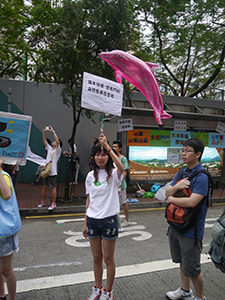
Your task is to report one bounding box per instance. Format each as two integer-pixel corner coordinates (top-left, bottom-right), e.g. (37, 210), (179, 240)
(101, 113), (104, 150)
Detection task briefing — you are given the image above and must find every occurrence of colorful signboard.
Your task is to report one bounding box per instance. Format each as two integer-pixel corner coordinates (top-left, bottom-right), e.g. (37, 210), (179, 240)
(170, 131), (191, 147)
(208, 133), (225, 148)
(128, 146), (223, 181)
(149, 130), (170, 147)
(127, 130), (150, 146)
(191, 132), (209, 147)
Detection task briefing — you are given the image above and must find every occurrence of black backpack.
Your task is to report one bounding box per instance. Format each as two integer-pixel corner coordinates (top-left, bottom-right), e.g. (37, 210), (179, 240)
(208, 208), (225, 273)
(165, 168), (213, 234)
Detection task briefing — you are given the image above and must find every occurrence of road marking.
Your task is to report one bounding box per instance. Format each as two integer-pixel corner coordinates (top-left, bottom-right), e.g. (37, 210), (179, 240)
(12, 254), (212, 294)
(14, 261), (82, 272)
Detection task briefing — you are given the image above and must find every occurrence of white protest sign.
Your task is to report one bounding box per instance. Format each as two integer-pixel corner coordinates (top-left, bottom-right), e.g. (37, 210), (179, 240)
(216, 122), (225, 135)
(81, 72), (123, 116)
(118, 118), (133, 132)
(174, 120), (187, 131)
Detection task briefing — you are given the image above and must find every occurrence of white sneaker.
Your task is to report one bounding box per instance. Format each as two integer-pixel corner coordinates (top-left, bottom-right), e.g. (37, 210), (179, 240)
(121, 220), (130, 227)
(87, 286), (102, 300)
(166, 287), (194, 299)
(37, 201), (45, 208)
(99, 289), (113, 300)
(194, 297), (207, 300)
(48, 203), (56, 210)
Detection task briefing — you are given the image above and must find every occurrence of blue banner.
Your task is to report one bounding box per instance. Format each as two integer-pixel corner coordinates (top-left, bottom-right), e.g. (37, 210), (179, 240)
(170, 131), (191, 147)
(208, 132), (225, 148)
(0, 112), (32, 165)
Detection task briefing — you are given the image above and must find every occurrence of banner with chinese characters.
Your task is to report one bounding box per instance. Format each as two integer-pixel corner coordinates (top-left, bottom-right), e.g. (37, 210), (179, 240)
(170, 131), (191, 147)
(0, 111), (32, 166)
(208, 133), (225, 148)
(149, 130), (170, 147)
(127, 129), (150, 146)
(81, 72), (123, 116)
(191, 132), (209, 147)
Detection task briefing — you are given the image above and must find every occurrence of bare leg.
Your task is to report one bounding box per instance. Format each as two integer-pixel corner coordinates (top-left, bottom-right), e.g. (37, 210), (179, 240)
(180, 263), (191, 291)
(41, 185), (48, 203)
(51, 187), (57, 205)
(0, 254), (16, 300)
(0, 273), (5, 298)
(122, 202), (129, 221)
(191, 272), (204, 299)
(89, 238), (103, 288)
(102, 239), (116, 292)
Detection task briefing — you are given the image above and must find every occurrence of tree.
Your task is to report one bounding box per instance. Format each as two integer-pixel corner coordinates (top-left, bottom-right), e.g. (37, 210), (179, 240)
(27, 0), (140, 142)
(137, 0), (225, 98)
(0, 0), (29, 78)
(25, 0), (140, 197)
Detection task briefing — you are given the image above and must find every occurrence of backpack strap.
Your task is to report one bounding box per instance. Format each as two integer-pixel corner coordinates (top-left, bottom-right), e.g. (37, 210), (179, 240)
(187, 169), (213, 207)
(177, 168), (185, 180)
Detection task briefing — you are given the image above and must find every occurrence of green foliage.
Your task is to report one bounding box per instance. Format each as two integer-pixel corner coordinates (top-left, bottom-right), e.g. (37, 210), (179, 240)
(0, 0), (29, 78)
(137, 0), (225, 97)
(25, 0), (140, 139)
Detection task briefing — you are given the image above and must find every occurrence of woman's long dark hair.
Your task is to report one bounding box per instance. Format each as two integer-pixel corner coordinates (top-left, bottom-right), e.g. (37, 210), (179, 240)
(93, 144), (114, 184)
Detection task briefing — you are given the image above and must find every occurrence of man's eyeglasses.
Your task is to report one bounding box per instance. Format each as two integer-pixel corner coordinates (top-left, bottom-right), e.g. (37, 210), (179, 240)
(181, 149), (195, 153)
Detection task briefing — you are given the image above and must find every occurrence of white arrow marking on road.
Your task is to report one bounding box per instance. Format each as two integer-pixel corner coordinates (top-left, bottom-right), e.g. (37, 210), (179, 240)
(11, 254), (212, 294)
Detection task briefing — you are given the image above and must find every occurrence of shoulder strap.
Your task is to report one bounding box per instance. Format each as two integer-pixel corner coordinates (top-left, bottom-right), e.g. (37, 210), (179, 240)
(188, 169), (213, 207)
(177, 168), (185, 180)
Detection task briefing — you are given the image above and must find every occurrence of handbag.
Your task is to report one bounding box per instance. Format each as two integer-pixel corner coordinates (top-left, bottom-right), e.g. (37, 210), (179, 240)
(40, 161), (51, 178)
(40, 151), (55, 179)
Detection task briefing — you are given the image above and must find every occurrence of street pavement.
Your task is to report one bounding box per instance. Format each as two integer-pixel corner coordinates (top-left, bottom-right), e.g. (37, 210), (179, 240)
(9, 205), (225, 300)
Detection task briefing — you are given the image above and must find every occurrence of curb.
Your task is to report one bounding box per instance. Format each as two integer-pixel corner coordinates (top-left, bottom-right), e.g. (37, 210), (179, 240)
(19, 198), (225, 217)
(19, 200), (168, 217)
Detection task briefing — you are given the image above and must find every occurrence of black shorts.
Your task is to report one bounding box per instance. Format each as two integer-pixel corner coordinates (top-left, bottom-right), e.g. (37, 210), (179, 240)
(43, 175), (57, 187)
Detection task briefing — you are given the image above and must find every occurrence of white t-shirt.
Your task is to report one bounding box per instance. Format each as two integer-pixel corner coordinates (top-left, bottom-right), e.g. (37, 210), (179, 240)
(46, 144), (61, 176)
(85, 168), (123, 219)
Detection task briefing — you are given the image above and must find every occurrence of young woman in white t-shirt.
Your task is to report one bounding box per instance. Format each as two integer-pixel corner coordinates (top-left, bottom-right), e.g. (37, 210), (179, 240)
(82, 133), (124, 300)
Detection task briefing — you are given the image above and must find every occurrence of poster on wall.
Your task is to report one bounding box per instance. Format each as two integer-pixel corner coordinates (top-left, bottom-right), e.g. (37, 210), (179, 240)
(170, 131), (191, 147)
(128, 146), (179, 181)
(127, 129), (224, 181)
(127, 129), (150, 146)
(128, 146), (223, 182)
(208, 133), (225, 148)
(191, 132), (209, 146)
(0, 111), (32, 166)
(150, 130), (170, 147)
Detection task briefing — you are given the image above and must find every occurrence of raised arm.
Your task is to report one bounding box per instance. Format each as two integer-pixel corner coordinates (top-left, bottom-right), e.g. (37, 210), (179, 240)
(99, 133), (124, 178)
(43, 127), (47, 147)
(49, 126), (60, 148)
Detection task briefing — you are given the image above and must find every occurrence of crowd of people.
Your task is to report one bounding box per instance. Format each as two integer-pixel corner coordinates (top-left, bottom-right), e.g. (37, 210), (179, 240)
(0, 131), (211, 300)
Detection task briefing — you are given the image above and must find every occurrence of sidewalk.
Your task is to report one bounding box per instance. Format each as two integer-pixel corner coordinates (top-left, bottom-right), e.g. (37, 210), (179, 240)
(15, 181), (225, 216)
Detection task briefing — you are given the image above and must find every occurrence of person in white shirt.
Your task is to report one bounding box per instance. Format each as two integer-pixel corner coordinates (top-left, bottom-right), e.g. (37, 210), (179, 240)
(37, 126), (62, 210)
(82, 133), (124, 300)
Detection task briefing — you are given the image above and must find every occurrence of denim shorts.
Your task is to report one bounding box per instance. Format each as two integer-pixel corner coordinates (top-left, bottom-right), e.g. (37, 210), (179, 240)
(87, 215), (118, 241)
(0, 234), (19, 257)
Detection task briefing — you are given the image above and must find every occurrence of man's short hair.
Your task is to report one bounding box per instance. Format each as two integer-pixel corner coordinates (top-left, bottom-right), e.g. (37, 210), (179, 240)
(183, 138), (205, 161)
(112, 140), (122, 149)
